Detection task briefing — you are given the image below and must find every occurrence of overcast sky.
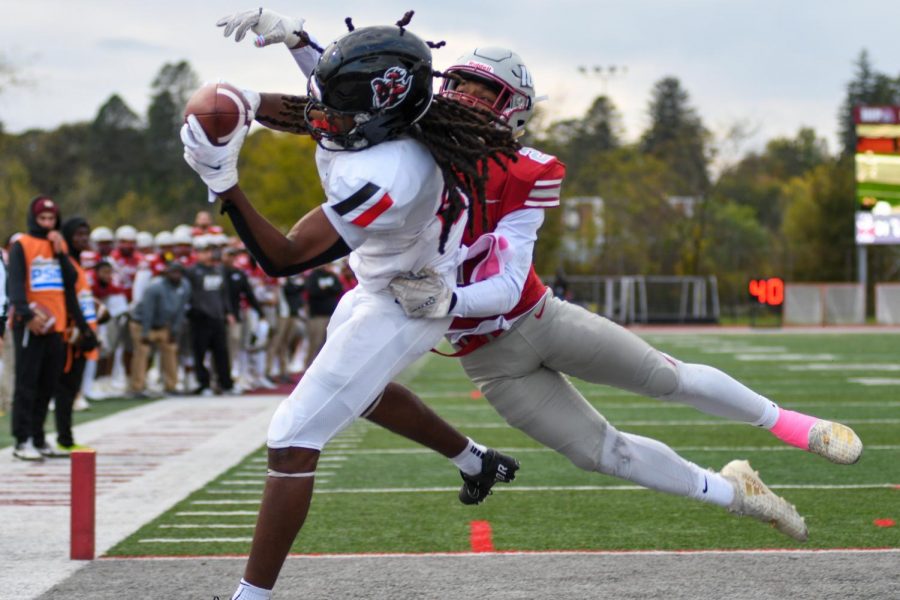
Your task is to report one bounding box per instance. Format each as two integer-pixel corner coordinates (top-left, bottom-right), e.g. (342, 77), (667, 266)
(3, 0), (899, 156)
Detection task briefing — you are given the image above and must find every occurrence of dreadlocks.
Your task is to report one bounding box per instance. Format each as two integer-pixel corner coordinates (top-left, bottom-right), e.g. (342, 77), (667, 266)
(408, 95), (520, 253)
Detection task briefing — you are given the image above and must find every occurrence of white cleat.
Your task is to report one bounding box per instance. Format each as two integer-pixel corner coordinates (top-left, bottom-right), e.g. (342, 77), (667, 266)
(808, 420), (863, 465)
(721, 459), (808, 542)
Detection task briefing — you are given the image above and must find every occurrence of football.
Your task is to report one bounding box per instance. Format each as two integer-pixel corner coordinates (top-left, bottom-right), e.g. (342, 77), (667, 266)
(28, 301), (57, 334)
(183, 82), (252, 146)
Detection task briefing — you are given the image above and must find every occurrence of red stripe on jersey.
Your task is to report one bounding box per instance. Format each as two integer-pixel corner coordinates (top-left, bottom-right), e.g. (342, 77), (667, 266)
(351, 193), (394, 227)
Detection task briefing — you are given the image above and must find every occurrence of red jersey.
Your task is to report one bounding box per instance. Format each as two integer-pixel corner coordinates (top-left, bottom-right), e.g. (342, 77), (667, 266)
(108, 249), (146, 300)
(192, 225), (224, 236)
(450, 146), (565, 339)
(80, 249), (100, 271)
(144, 252), (170, 276)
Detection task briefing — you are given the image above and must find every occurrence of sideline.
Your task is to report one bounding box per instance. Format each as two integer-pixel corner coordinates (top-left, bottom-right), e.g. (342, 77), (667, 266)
(0, 395), (279, 600)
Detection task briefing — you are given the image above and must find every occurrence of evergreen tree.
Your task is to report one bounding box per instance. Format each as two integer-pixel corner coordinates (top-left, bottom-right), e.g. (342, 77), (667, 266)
(144, 61), (204, 210)
(640, 76), (710, 195)
(838, 50), (900, 158)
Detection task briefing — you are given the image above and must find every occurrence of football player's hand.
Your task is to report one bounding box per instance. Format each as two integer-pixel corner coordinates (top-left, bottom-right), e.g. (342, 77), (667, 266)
(181, 115), (248, 201)
(389, 268), (456, 319)
(217, 8), (306, 49)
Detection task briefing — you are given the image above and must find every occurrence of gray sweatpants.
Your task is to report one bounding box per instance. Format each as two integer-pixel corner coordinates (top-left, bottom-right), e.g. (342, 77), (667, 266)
(460, 293), (772, 499)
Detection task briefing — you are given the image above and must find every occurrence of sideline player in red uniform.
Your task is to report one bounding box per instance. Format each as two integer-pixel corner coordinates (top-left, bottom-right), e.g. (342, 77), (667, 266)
(387, 47), (865, 542)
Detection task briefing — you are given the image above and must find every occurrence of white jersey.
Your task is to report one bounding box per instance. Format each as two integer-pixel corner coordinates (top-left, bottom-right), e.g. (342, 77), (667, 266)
(318, 137), (465, 292)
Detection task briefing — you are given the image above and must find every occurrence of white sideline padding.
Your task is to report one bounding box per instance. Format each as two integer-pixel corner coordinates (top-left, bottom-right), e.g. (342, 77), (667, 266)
(875, 283), (900, 325)
(784, 283), (865, 325)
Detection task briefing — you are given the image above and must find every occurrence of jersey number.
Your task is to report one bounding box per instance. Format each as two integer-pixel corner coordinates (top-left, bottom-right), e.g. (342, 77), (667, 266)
(518, 147), (553, 165)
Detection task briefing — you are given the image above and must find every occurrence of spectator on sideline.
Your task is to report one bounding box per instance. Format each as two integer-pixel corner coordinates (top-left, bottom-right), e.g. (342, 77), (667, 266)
(129, 262), (191, 398)
(337, 258), (357, 294)
(91, 260), (129, 398)
(186, 236), (237, 395)
(0, 247), (8, 417)
(192, 210), (224, 237)
(172, 226), (196, 267)
(8, 197), (81, 460)
(267, 276), (305, 383)
(552, 267), (571, 301)
(303, 263), (343, 372)
(222, 247), (264, 387)
(54, 216), (100, 452)
(87, 226), (115, 265)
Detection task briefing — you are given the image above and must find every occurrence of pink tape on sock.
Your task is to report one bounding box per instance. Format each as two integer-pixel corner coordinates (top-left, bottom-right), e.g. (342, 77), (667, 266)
(770, 408), (818, 450)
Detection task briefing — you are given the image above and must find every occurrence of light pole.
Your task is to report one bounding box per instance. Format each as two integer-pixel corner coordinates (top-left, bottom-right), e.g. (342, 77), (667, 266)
(577, 65), (627, 96)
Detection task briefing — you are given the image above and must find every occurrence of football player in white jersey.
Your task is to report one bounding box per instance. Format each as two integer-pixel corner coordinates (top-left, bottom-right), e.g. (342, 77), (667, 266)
(186, 18), (522, 600)
(384, 47), (864, 541)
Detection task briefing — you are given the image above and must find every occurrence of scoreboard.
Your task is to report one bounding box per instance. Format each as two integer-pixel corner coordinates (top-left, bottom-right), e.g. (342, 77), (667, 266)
(855, 105), (900, 245)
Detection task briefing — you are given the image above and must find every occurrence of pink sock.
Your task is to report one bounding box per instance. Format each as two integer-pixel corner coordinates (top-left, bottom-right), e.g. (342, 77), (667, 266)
(770, 408), (818, 450)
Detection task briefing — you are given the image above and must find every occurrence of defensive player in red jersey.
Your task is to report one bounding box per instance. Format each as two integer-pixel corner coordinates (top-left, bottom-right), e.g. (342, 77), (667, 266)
(387, 47), (866, 541)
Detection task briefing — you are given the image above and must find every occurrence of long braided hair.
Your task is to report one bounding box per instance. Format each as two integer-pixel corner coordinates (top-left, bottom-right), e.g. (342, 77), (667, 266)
(410, 94), (519, 253)
(260, 12), (521, 253)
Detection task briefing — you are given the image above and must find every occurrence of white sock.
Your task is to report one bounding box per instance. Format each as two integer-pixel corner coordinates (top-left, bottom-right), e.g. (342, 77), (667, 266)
(665, 361), (777, 425)
(451, 438), (487, 476)
(692, 471), (735, 508)
(754, 400), (780, 429)
(232, 578), (272, 600)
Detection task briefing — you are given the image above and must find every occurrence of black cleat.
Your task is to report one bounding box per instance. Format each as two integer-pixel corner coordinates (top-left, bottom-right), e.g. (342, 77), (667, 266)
(458, 448), (520, 505)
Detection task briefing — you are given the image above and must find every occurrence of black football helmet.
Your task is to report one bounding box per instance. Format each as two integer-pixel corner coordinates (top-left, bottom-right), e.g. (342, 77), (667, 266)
(306, 25), (434, 149)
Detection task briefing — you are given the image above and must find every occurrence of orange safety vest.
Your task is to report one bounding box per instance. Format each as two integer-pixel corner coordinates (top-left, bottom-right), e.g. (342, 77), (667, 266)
(18, 233), (68, 334)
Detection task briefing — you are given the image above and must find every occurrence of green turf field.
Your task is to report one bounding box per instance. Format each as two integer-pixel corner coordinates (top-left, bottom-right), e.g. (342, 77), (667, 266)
(108, 332), (899, 556)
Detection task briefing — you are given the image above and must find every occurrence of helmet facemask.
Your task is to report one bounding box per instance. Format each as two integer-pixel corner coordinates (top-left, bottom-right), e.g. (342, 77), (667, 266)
(439, 47), (536, 136)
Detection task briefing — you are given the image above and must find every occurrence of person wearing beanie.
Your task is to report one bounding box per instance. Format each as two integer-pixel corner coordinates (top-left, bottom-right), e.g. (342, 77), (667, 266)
(7, 196), (82, 460)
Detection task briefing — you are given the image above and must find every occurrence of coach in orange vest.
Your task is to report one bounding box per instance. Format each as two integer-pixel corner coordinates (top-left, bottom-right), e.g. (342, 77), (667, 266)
(7, 196), (82, 461)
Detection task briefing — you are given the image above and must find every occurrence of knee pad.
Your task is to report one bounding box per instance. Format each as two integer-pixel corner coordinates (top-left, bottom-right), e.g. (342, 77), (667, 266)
(596, 425), (629, 478)
(639, 350), (680, 398)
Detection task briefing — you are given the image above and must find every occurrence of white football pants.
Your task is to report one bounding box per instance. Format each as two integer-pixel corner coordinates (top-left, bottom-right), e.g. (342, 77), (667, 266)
(267, 286), (451, 450)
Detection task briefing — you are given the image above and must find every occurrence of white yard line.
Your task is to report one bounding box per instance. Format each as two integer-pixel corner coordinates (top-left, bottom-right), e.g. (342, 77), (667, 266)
(139, 537), (252, 543)
(456, 418), (900, 428)
(849, 378), (900, 385)
(324, 445), (900, 456)
(105, 547), (900, 560)
(304, 483), (898, 495)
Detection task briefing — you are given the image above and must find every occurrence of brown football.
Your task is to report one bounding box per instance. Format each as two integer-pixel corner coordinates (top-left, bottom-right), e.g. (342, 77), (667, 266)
(184, 82), (251, 146)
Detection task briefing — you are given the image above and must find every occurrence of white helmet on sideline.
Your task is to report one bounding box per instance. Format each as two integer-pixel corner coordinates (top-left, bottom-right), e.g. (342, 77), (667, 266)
(90, 226), (114, 243)
(115, 224), (138, 242)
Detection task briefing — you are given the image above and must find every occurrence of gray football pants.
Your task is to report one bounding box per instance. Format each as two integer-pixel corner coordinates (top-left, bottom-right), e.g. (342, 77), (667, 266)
(460, 293), (771, 498)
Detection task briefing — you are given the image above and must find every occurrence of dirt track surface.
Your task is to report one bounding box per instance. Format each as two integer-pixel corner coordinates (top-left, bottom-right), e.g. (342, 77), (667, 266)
(36, 550), (900, 600)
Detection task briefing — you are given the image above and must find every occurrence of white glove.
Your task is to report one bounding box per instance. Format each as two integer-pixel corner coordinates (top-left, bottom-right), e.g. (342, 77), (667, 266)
(240, 87), (261, 120)
(217, 8), (306, 48)
(181, 114), (248, 202)
(389, 268), (456, 319)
